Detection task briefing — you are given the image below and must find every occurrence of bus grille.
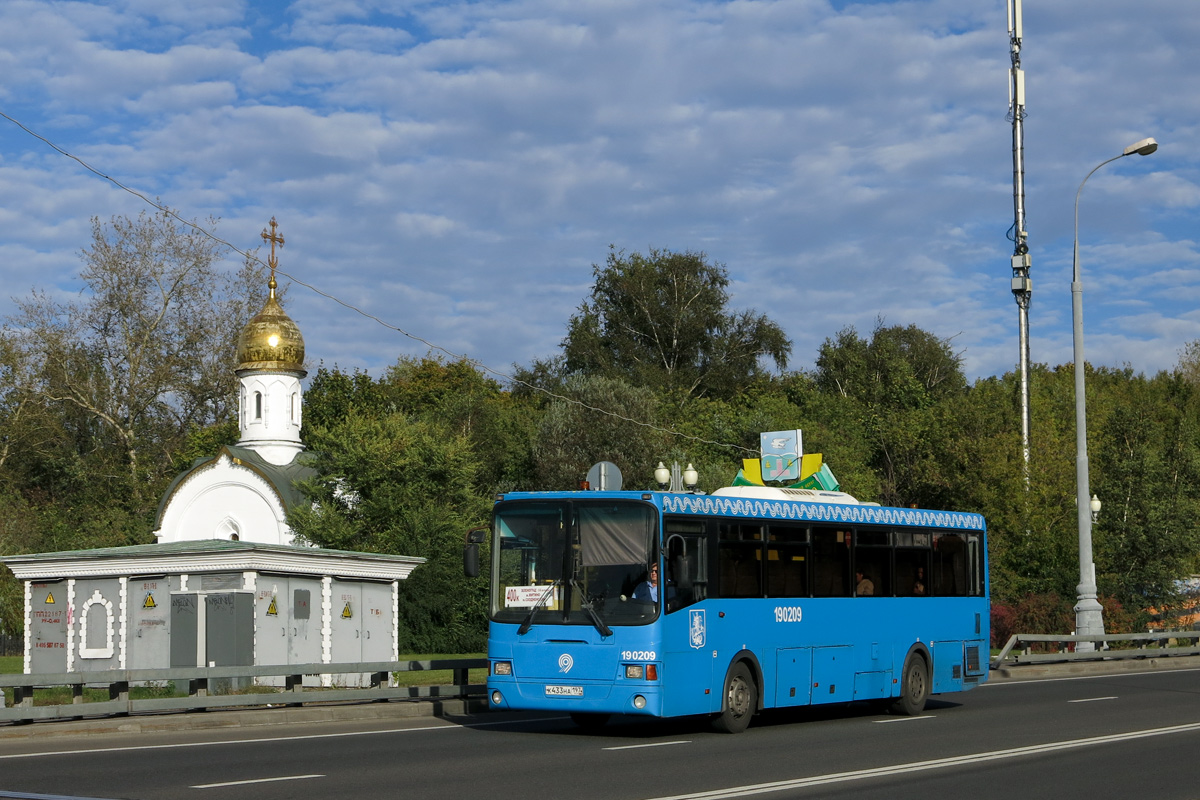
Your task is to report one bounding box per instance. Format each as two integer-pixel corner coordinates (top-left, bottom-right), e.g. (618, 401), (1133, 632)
(965, 644), (982, 674)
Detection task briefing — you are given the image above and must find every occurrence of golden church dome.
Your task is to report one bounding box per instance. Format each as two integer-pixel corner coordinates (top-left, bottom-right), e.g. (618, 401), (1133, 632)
(236, 218), (306, 374)
(236, 284), (305, 373)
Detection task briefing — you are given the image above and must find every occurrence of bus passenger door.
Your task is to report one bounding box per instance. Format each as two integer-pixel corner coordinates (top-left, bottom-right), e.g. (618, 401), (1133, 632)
(661, 524), (715, 717)
(662, 604), (714, 717)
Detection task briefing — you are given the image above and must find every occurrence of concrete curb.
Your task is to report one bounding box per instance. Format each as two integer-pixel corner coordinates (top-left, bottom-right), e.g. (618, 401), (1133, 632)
(0, 697), (488, 741)
(990, 654), (1200, 682)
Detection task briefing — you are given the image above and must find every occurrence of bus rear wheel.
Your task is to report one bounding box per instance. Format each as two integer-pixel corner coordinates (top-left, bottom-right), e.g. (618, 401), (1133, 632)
(891, 654), (929, 716)
(712, 662), (756, 734)
(570, 712), (610, 731)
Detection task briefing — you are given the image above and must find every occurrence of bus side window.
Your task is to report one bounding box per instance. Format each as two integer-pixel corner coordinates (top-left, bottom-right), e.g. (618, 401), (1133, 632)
(718, 522), (762, 598)
(895, 545), (931, 596)
(853, 528), (890, 597)
(811, 526), (850, 597)
(933, 533), (967, 596)
(664, 519), (707, 613)
(766, 523), (808, 598)
(965, 532), (984, 596)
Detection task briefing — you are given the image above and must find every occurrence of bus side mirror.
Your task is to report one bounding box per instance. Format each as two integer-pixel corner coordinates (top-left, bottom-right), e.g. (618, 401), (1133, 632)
(463, 526), (487, 578)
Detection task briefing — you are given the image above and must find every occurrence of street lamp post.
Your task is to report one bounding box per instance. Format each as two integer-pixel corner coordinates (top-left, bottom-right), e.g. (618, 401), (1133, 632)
(1071, 136), (1158, 651)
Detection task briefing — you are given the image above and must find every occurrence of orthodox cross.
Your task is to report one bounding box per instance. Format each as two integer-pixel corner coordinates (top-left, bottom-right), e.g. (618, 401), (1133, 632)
(260, 217), (285, 292)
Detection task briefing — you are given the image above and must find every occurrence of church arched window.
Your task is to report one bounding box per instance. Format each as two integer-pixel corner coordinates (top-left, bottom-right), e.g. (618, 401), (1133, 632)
(255, 391), (263, 420)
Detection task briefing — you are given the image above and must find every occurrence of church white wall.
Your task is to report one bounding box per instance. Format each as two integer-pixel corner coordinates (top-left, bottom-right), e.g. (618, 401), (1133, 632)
(155, 454), (295, 546)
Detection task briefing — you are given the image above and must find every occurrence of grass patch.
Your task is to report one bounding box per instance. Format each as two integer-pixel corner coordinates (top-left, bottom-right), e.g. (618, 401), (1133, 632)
(391, 653), (487, 687)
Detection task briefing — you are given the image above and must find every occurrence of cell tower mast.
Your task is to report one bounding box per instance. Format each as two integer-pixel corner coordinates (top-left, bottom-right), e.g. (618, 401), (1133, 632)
(1008, 0), (1032, 476)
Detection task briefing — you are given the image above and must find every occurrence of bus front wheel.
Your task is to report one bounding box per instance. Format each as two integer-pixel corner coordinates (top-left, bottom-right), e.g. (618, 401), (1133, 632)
(891, 654), (929, 716)
(712, 662), (756, 734)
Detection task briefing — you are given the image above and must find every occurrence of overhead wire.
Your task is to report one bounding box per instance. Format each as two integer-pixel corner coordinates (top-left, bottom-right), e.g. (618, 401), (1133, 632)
(0, 108), (758, 458)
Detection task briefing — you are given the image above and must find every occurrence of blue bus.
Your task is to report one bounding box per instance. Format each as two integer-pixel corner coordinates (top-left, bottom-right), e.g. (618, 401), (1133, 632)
(465, 483), (988, 732)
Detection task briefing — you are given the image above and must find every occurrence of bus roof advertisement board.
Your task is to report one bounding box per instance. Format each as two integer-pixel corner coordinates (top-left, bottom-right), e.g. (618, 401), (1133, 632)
(760, 430), (802, 481)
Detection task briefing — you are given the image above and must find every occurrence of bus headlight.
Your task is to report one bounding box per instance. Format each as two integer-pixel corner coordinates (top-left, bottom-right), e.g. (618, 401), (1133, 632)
(624, 664), (658, 680)
(492, 661), (512, 676)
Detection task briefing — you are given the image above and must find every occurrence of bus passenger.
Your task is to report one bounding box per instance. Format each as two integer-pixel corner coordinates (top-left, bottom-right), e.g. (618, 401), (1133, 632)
(855, 569), (875, 597)
(912, 567), (927, 596)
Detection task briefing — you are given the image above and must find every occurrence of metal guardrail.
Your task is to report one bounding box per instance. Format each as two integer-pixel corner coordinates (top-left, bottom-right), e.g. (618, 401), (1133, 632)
(0, 658), (487, 724)
(991, 631), (1200, 669)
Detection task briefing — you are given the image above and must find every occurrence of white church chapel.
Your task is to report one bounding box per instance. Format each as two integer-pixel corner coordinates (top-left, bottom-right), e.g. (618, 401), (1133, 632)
(3, 219), (422, 679)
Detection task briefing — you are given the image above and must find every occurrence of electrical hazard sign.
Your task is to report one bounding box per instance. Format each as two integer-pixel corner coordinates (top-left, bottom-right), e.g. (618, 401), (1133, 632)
(44, 592), (55, 605)
(342, 602), (353, 619)
(266, 597), (279, 616)
(142, 593), (156, 609)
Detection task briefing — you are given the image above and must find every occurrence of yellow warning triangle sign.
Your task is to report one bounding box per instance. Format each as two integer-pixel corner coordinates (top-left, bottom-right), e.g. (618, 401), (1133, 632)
(266, 597), (279, 616)
(342, 602), (353, 619)
(45, 592), (55, 605)
(143, 593), (156, 609)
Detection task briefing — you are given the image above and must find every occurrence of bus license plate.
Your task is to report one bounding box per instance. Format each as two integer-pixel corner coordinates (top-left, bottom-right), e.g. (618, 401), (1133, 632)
(545, 685), (583, 697)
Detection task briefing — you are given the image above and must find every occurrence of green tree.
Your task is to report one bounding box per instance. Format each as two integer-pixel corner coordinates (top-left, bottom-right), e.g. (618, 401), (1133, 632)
(532, 374), (668, 491)
(1093, 371), (1200, 606)
(382, 356), (539, 493)
(811, 321), (967, 508)
(287, 413), (491, 651)
(559, 247), (791, 400)
(814, 320), (965, 409)
(304, 359), (540, 495)
(3, 208), (268, 510)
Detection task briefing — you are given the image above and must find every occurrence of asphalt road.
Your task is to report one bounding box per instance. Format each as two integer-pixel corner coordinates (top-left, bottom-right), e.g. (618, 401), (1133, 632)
(3, 666), (1200, 800)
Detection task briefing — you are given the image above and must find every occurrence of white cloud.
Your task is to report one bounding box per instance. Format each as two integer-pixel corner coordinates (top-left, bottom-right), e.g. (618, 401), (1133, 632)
(0, 0), (1196, 387)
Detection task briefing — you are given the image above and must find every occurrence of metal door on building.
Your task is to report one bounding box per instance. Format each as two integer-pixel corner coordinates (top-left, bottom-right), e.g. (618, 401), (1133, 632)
(28, 581), (67, 674)
(255, 577), (291, 667)
(330, 580), (393, 686)
(128, 576), (171, 670)
(288, 577), (323, 665)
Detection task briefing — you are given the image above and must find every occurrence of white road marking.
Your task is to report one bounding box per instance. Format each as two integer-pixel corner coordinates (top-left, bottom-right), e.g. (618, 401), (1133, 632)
(873, 715), (934, 723)
(982, 666), (1200, 686)
(642, 720), (1200, 799)
(604, 740), (691, 751)
(1068, 696), (1118, 703)
(192, 774), (323, 789)
(0, 723), (460, 760)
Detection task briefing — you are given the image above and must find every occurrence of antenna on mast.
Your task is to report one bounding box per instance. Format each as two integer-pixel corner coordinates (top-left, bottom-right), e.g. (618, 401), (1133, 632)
(1008, 0), (1032, 480)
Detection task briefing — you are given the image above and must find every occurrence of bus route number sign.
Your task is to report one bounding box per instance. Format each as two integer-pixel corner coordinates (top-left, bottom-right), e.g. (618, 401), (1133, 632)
(505, 585), (559, 609)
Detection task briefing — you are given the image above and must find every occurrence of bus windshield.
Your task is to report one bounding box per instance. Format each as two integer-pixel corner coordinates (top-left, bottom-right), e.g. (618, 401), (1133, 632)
(491, 499), (659, 628)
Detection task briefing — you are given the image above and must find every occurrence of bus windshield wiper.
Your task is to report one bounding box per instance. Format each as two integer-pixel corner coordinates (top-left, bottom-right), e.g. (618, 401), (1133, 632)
(518, 579), (561, 635)
(571, 578), (612, 637)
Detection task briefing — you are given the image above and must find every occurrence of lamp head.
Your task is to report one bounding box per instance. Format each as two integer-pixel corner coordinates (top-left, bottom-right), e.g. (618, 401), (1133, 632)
(1123, 137), (1158, 157)
(654, 462), (670, 489)
(682, 463), (698, 490)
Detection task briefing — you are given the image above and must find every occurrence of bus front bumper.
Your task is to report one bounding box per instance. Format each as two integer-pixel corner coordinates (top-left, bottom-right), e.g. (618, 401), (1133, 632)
(487, 678), (664, 717)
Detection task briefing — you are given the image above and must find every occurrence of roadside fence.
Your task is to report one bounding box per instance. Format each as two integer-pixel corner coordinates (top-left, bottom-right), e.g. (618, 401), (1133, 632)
(991, 630), (1200, 669)
(0, 657), (487, 724)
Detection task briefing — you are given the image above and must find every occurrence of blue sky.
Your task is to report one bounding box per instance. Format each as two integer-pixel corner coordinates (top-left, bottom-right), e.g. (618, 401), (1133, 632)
(0, 0), (1195, 383)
